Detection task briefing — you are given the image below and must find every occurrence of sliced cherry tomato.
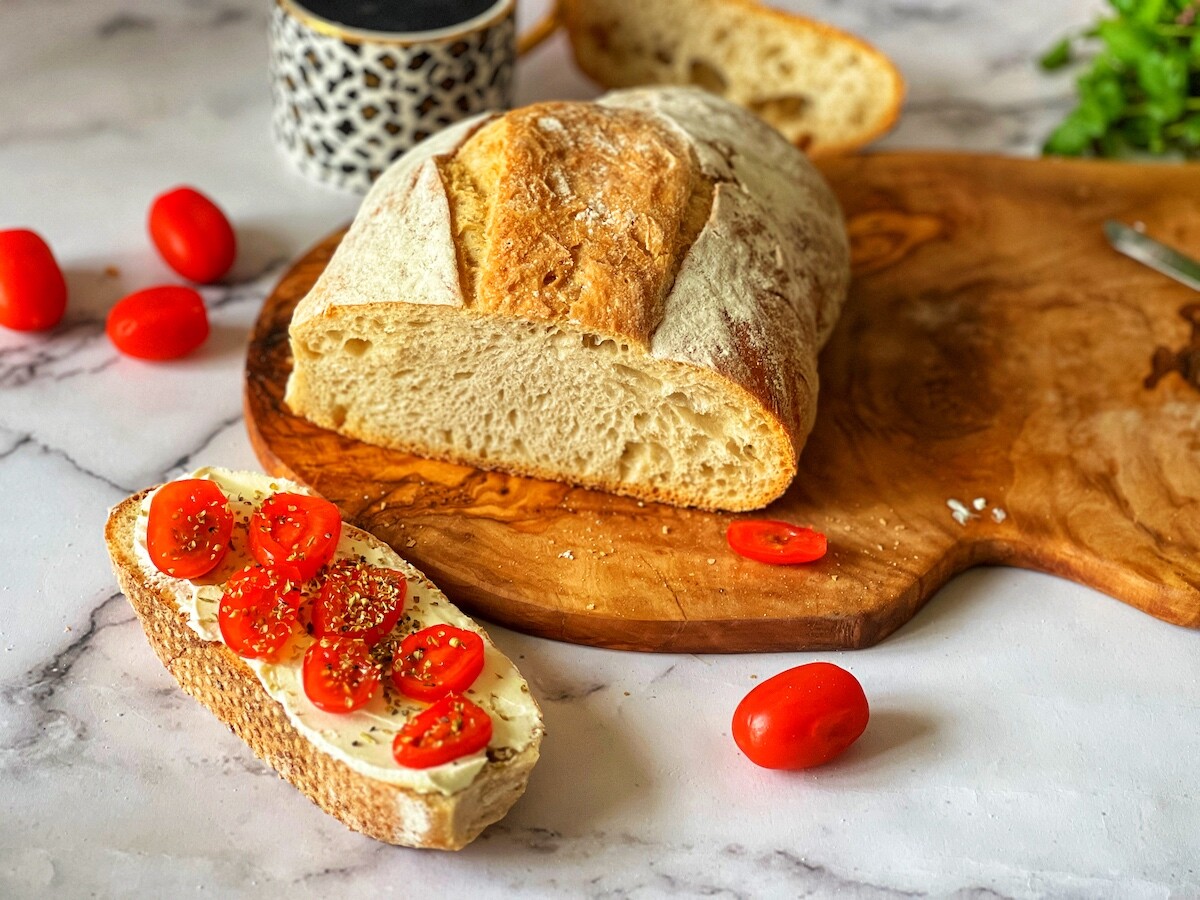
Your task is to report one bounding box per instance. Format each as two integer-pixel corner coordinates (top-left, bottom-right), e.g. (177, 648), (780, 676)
(392, 625), (485, 701)
(726, 519), (827, 565)
(148, 186), (237, 284)
(302, 636), (380, 713)
(0, 229), (67, 331)
(311, 559), (407, 646)
(393, 693), (493, 769)
(217, 564), (302, 660)
(732, 662), (869, 770)
(106, 285), (209, 360)
(145, 478), (233, 578)
(248, 492), (342, 584)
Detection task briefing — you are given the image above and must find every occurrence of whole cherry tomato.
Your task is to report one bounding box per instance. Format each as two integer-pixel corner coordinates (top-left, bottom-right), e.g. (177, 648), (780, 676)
(146, 478), (234, 578)
(393, 693), (493, 769)
(726, 520), (827, 565)
(106, 285), (209, 360)
(732, 662), (869, 769)
(148, 186), (236, 283)
(248, 492), (342, 584)
(0, 229), (67, 331)
(302, 636), (381, 713)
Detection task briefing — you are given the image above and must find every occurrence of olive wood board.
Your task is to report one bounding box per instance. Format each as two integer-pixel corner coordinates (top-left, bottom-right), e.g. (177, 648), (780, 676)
(245, 152), (1200, 652)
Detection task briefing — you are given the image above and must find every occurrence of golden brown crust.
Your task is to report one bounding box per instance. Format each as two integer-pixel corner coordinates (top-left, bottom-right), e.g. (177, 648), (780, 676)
(105, 492), (540, 850)
(442, 101), (709, 346)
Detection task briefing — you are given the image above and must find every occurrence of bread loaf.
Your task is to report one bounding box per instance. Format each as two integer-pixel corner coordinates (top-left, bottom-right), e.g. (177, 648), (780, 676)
(285, 87), (849, 511)
(559, 0), (904, 156)
(105, 469), (543, 850)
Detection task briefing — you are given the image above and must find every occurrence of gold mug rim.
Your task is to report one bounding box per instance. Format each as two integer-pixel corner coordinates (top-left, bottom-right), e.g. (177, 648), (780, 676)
(277, 0), (515, 46)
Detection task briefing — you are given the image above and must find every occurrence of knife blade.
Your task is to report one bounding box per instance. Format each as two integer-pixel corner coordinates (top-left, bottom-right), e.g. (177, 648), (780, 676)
(1105, 220), (1200, 292)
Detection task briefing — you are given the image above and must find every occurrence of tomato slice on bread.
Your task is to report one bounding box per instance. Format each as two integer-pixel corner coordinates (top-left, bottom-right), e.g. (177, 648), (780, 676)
(146, 478), (233, 578)
(393, 693), (493, 769)
(248, 492), (341, 583)
(726, 519), (827, 565)
(311, 559), (407, 646)
(302, 636), (380, 713)
(218, 564), (301, 660)
(392, 625), (485, 701)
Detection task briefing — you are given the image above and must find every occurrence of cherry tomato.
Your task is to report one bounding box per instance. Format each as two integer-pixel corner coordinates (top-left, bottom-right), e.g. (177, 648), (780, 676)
(732, 662), (869, 769)
(0, 229), (67, 331)
(217, 564), (302, 660)
(106, 285), (209, 360)
(248, 492), (342, 584)
(392, 625), (485, 701)
(393, 693), (493, 769)
(311, 559), (407, 646)
(726, 520), (827, 565)
(302, 636), (380, 713)
(148, 186), (236, 283)
(146, 478), (233, 578)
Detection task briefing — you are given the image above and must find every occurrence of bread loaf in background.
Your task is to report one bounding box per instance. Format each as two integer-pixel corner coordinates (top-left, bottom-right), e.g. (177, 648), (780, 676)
(285, 87), (849, 511)
(560, 0), (904, 156)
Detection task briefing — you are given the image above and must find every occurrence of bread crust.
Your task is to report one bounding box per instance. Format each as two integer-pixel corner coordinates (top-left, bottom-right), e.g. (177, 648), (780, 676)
(105, 491), (541, 850)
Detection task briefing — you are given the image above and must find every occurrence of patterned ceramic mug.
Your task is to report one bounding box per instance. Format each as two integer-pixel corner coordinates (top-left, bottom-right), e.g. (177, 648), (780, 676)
(269, 0), (516, 192)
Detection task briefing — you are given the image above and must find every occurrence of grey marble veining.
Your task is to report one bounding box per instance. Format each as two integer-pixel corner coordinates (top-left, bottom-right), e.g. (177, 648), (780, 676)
(2, 0), (1197, 897)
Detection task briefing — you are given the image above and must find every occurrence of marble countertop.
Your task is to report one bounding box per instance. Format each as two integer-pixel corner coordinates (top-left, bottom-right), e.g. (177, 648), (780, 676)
(3, 0), (1197, 897)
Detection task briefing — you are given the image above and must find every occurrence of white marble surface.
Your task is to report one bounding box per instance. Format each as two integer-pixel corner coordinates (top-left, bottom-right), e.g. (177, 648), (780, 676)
(2, 0), (1197, 897)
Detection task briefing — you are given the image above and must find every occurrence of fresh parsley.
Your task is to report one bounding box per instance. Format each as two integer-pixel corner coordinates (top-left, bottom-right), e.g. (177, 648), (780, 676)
(1041, 0), (1200, 157)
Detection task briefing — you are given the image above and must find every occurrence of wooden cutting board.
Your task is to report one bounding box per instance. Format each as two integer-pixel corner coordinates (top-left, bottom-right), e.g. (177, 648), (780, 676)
(245, 152), (1200, 652)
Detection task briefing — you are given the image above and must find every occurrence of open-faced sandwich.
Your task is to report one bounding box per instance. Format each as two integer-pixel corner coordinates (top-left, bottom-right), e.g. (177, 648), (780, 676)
(105, 467), (543, 850)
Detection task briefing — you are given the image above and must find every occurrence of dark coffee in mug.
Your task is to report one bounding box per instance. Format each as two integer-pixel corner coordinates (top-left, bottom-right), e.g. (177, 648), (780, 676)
(296, 0), (500, 33)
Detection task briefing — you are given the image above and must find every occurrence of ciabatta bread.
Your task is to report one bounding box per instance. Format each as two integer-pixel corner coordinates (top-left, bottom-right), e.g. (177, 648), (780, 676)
(560, 0), (904, 155)
(105, 469), (543, 850)
(285, 87), (849, 511)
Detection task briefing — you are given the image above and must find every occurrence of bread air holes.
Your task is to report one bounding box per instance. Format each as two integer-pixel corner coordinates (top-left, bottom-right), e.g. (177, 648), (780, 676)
(748, 95), (811, 127)
(342, 337), (372, 357)
(688, 59), (728, 95)
(330, 404), (348, 428)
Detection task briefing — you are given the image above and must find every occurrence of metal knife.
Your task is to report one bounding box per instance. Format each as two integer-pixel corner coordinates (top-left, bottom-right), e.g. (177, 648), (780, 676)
(1105, 220), (1200, 292)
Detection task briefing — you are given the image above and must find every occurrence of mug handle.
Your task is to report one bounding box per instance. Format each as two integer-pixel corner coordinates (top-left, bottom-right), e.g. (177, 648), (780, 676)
(518, 3), (562, 55)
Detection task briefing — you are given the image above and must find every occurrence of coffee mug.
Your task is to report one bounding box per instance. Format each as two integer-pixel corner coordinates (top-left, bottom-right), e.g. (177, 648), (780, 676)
(269, 0), (517, 192)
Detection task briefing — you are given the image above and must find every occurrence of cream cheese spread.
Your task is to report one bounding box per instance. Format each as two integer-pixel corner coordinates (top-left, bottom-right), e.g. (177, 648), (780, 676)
(133, 466), (542, 797)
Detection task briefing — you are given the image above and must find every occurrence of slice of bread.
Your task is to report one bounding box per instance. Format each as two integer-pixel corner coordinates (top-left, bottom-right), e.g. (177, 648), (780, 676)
(105, 473), (543, 850)
(559, 0), (904, 155)
(285, 88), (849, 512)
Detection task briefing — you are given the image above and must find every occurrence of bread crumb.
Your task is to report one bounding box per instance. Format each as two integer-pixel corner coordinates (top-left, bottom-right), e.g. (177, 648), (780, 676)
(405, 539), (416, 548)
(661, 525), (670, 535)
(972, 497), (987, 511)
(992, 507), (1007, 523)
(946, 498), (976, 526)
(586, 602), (596, 610)
(558, 550), (574, 560)
(831, 574), (839, 581)
(706, 558), (716, 565)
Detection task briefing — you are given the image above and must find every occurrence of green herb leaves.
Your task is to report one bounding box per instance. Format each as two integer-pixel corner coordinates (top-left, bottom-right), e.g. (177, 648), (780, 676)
(1042, 0), (1200, 157)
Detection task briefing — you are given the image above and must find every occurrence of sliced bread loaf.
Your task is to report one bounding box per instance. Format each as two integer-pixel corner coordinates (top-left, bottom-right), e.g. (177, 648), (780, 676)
(285, 88), (849, 511)
(559, 0), (904, 155)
